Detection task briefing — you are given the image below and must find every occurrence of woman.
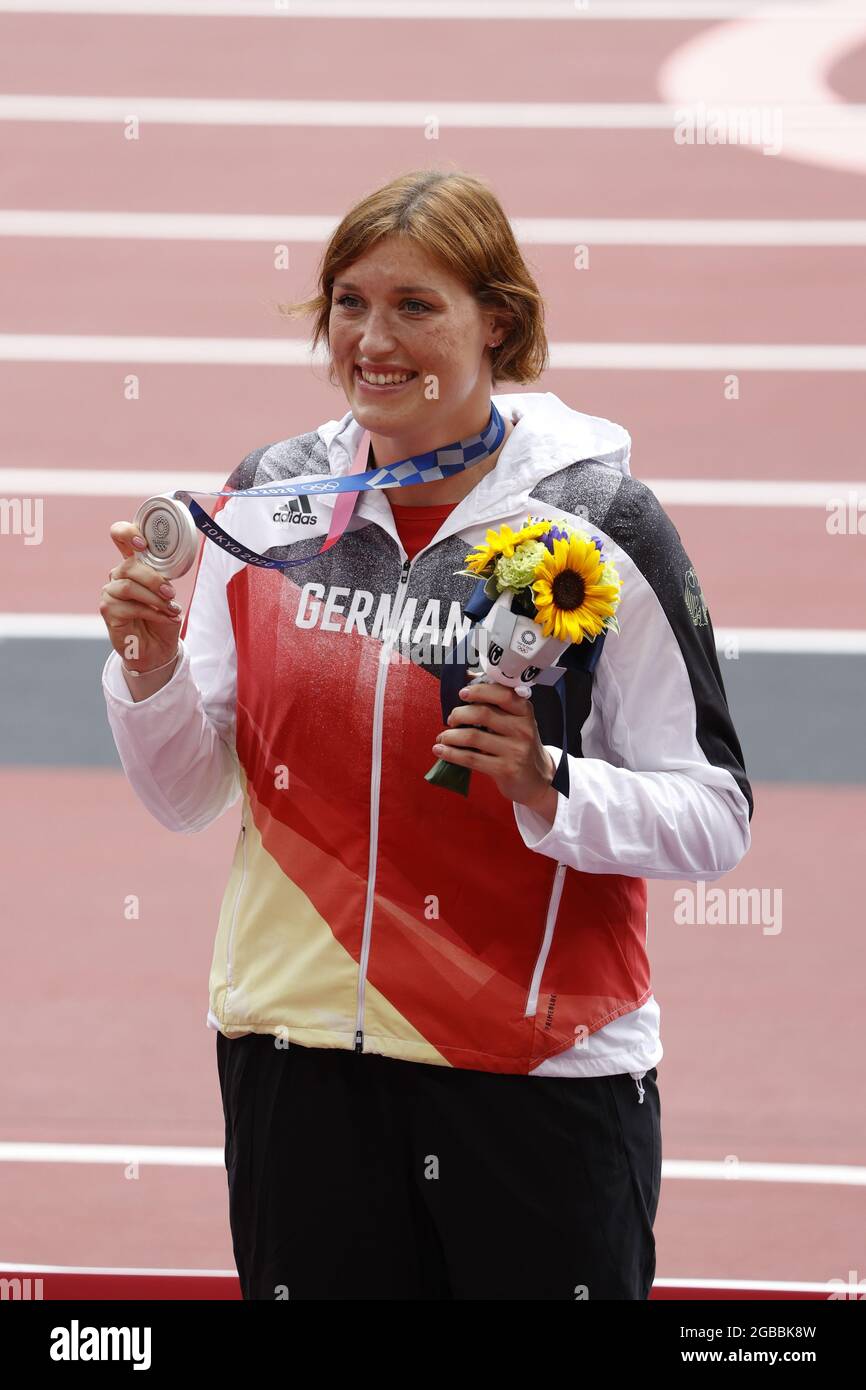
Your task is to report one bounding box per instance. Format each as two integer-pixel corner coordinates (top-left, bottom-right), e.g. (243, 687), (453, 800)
(100, 169), (754, 1301)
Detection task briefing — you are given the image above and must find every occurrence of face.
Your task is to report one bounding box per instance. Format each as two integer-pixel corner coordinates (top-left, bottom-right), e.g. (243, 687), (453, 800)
(328, 235), (508, 458)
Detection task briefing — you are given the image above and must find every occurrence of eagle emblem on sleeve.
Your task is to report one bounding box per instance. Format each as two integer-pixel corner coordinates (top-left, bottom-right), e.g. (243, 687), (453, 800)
(684, 567), (709, 626)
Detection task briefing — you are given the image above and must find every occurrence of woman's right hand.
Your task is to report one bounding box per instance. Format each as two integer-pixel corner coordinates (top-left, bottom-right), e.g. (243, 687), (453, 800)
(100, 521), (185, 673)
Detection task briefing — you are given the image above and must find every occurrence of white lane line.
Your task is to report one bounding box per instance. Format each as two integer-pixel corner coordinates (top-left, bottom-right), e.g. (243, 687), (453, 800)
(5, 209), (866, 246)
(0, 1142), (864, 1182)
(659, 0), (866, 175)
(652, 1277), (866, 1293)
(3, 616), (864, 653)
(0, 334), (313, 364)
(1, 93), (864, 130)
(550, 343), (866, 369)
(648, 480), (866, 506)
(0, 616), (115, 638)
(0, 1263), (858, 1296)
(0, 467), (229, 494)
(1, 335), (865, 369)
(712, 629), (866, 654)
(0, 2), (839, 20)
(0, 1142), (225, 1165)
(665, 1159), (866, 1184)
(2, 469), (863, 508)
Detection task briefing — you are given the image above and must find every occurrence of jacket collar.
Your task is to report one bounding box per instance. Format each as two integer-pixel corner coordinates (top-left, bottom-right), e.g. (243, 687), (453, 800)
(315, 391), (632, 548)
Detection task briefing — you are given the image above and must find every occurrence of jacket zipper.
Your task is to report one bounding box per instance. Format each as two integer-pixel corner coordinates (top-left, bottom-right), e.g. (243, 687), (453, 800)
(225, 819), (247, 993)
(354, 553), (413, 1053)
(524, 861), (567, 1018)
(349, 455), (532, 1052)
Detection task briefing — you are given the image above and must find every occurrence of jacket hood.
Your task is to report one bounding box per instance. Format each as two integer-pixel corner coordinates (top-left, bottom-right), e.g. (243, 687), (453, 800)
(493, 391), (631, 480)
(318, 391), (632, 490)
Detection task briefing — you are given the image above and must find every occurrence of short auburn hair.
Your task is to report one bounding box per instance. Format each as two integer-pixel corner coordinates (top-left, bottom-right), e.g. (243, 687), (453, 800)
(275, 168), (549, 388)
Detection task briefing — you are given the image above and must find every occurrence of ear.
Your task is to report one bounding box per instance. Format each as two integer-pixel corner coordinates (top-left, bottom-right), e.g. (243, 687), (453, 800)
(485, 310), (512, 349)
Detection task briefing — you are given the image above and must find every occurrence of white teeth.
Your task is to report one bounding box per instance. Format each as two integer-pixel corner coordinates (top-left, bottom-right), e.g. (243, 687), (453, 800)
(359, 369), (414, 386)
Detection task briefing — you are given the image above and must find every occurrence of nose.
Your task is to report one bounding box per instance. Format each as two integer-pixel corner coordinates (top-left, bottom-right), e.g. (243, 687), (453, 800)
(356, 306), (398, 358)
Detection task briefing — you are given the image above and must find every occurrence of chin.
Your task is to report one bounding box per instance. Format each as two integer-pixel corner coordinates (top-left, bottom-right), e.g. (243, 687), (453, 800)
(349, 396), (419, 433)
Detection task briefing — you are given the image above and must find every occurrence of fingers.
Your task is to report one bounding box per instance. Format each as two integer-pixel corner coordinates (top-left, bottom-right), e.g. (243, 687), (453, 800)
(435, 725), (501, 759)
(447, 705), (504, 738)
(446, 698), (532, 737)
(457, 680), (533, 717)
(102, 572), (181, 618)
(106, 522), (177, 606)
(110, 520), (147, 560)
(441, 688), (538, 765)
(100, 601), (183, 629)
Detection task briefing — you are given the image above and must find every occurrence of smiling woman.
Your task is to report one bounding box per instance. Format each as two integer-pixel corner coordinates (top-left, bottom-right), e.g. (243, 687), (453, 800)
(103, 166), (753, 1303)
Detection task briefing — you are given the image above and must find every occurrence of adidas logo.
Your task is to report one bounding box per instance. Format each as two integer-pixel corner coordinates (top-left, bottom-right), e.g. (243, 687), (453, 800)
(273, 495), (318, 526)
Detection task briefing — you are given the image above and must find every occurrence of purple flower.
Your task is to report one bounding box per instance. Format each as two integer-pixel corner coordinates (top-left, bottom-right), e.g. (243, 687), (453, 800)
(542, 524), (571, 554)
(540, 522), (605, 561)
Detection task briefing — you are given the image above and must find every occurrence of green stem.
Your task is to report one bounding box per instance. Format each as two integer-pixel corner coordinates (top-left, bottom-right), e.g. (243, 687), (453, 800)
(424, 757), (472, 797)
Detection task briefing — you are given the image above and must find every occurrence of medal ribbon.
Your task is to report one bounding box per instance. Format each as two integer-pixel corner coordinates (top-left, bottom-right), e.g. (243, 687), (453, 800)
(157, 401), (606, 800)
(173, 402), (506, 571)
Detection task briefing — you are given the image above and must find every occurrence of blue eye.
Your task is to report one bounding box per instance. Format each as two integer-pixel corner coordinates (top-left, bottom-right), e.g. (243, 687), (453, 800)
(333, 295), (431, 314)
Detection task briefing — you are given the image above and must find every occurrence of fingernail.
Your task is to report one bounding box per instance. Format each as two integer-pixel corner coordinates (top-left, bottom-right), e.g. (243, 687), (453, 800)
(159, 583), (175, 597)
(132, 536), (147, 549)
(459, 687), (471, 697)
(168, 601), (182, 612)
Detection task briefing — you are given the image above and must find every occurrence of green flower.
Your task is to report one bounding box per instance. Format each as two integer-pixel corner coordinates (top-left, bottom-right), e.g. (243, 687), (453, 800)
(495, 539), (548, 593)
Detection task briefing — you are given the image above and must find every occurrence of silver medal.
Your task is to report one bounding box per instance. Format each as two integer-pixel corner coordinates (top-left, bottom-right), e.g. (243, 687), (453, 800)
(133, 493), (199, 578)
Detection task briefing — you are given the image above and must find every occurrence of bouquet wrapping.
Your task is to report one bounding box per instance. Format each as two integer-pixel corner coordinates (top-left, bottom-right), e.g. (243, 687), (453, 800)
(425, 516), (623, 797)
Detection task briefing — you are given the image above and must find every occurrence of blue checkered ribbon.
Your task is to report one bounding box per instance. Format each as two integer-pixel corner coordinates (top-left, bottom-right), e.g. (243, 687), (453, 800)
(172, 402), (506, 571)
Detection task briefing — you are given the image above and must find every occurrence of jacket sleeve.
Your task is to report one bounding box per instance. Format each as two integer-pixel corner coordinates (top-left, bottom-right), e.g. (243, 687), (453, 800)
(513, 476), (754, 881)
(101, 484), (242, 835)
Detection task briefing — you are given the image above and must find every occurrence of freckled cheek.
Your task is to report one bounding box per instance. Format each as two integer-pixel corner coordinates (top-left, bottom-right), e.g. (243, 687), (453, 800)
(420, 328), (473, 381)
(329, 321), (354, 357)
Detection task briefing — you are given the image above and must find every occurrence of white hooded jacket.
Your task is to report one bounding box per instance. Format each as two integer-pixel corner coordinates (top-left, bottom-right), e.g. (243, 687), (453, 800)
(102, 392), (753, 1081)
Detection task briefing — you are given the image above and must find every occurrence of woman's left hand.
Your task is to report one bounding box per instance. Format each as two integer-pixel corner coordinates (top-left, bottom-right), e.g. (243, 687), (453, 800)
(431, 681), (556, 810)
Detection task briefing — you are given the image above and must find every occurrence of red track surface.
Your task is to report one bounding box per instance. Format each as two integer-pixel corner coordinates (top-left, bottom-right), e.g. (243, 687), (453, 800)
(3, 367), (864, 484)
(6, 242), (866, 343)
(5, 124), (865, 219)
(1, 5), (864, 1294)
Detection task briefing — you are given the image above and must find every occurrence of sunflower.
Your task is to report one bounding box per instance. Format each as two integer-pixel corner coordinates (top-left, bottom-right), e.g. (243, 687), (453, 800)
(463, 518), (549, 576)
(532, 533), (621, 644)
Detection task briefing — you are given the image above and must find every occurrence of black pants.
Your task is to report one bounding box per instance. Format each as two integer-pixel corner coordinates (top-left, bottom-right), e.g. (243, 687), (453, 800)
(216, 1032), (661, 1301)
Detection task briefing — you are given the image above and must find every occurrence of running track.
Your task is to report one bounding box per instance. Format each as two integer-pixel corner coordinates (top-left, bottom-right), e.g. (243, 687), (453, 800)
(0, 0), (864, 1294)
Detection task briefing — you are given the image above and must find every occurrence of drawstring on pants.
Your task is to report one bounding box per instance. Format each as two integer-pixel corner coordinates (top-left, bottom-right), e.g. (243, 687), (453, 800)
(630, 1072), (646, 1104)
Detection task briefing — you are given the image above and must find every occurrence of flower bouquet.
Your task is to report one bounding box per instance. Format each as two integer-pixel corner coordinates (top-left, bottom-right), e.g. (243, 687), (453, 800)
(424, 516), (623, 796)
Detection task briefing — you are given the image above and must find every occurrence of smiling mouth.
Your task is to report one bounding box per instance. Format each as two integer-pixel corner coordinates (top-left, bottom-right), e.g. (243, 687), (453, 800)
(355, 366), (418, 388)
